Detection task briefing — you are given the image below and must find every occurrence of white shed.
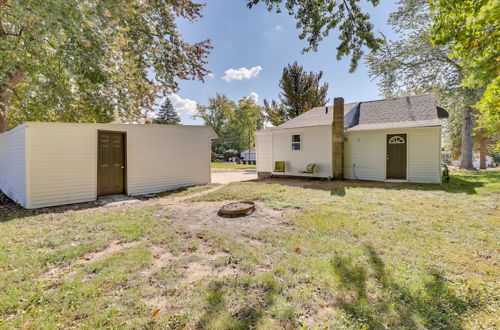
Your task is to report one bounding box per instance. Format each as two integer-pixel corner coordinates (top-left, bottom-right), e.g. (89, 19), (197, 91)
(256, 94), (447, 184)
(0, 122), (216, 209)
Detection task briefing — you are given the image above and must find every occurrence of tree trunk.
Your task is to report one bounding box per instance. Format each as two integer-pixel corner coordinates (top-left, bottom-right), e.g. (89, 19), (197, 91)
(479, 136), (487, 169)
(459, 106), (474, 169)
(0, 68), (26, 133)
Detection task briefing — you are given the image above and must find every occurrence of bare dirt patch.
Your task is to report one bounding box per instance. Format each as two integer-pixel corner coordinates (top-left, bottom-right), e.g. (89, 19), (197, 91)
(160, 199), (286, 237)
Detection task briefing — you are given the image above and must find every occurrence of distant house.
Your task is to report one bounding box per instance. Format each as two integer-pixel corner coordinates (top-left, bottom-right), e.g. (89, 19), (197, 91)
(0, 122), (216, 209)
(256, 94), (448, 183)
(240, 147), (256, 161)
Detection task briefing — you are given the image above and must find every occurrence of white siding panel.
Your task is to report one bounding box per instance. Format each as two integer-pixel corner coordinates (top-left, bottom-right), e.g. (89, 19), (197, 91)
(28, 125), (97, 208)
(26, 123), (212, 209)
(344, 131), (386, 181)
(345, 127), (441, 183)
(256, 132), (272, 172)
(408, 127), (441, 183)
(126, 126), (211, 195)
(271, 126), (332, 178)
(0, 125), (27, 207)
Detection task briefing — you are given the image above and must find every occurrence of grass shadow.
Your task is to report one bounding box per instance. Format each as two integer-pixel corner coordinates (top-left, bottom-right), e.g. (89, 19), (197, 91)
(0, 191), (100, 223)
(196, 275), (281, 329)
(260, 170), (500, 195)
(331, 245), (481, 329)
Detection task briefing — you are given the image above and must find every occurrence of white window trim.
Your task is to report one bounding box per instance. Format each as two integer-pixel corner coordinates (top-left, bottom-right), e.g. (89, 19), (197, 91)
(291, 134), (302, 151)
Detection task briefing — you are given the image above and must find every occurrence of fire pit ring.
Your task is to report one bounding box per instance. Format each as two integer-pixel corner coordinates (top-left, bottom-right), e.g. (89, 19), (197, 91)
(218, 201), (256, 217)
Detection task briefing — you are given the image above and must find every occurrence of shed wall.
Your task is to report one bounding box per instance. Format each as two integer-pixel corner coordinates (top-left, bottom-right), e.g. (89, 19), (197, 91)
(0, 125), (27, 207)
(26, 123), (212, 208)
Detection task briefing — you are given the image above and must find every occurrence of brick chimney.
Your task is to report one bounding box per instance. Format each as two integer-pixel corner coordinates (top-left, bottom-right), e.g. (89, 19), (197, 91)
(332, 97), (344, 179)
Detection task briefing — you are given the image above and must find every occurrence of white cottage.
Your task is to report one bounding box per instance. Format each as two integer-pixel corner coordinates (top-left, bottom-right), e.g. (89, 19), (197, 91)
(0, 122), (216, 209)
(256, 94), (448, 183)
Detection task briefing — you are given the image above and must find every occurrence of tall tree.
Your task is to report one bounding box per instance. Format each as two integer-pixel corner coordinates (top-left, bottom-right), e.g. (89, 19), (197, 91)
(225, 97), (264, 151)
(430, 0), (499, 150)
(247, 0), (382, 72)
(0, 0), (211, 132)
(366, 0), (484, 168)
(264, 62), (329, 126)
(154, 98), (181, 125)
(196, 94), (235, 139)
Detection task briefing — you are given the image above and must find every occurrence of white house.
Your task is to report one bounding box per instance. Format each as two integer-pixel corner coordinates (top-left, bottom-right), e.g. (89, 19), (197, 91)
(240, 147), (256, 161)
(256, 94), (448, 183)
(0, 122), (216, 209)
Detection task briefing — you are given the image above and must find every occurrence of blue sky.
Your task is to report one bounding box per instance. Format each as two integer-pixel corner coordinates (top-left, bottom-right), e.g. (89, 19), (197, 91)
(167, 0), (400, 125)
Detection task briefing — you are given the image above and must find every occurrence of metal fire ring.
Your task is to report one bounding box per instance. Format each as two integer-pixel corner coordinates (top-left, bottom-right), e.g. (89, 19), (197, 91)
(219, 201), (256, 216)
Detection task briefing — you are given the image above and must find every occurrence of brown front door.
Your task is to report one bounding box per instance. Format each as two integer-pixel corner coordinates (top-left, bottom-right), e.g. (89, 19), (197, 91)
(386, 134), (407, 180)
(98, 131), (126, 196)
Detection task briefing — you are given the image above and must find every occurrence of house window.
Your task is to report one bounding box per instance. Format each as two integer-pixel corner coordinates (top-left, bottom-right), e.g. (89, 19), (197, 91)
(292, 134), (301, 150)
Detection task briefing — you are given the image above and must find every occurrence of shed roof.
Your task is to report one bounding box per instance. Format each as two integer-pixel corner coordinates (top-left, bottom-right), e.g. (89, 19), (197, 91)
(259, 94), (447, 132)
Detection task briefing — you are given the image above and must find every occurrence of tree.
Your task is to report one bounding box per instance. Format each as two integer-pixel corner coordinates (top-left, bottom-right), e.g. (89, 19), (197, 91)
(225, 97), (264, 151)
(196, 94), (235, 138)
(366, 0), (485, 169)
(154, 99), (181, 125)
(430, 0), (499, 150)
(263, 62), (329, 126)
(0, 0), (211, 132)
(247, 0), (382, 72)
(196, 94), (263, 155)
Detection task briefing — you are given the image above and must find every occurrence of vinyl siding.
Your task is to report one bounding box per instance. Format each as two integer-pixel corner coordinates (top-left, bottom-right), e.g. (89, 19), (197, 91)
(256, 132), (272, 172)
(345, 126), (441, 183)
(26, 122), (212, 209)
(269, 126), (332, 178)
(0, 125), (27, 207)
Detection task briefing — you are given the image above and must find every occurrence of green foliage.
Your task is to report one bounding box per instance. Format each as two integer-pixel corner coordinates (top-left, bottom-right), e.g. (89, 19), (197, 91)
(247, 0), (382, 72)
(0, 0), (211, 131)
(366, 0), (484, 158)
(154, 98), (181, 125)
(430, 0), (500, 148)
(264, 62), (329, 126)
(197, 94), (263, 153)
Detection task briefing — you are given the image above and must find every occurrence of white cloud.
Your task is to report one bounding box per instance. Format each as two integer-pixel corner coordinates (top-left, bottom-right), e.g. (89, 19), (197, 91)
(248, 92), (259, 103)
(207, 72), (215, 79)
(167, 94), (198, 116)
(222, 66), (262, 82)
(262, 25), (284, 37)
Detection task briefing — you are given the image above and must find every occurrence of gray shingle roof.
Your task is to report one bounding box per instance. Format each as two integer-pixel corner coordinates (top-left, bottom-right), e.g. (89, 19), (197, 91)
(260, 94), (446, 132)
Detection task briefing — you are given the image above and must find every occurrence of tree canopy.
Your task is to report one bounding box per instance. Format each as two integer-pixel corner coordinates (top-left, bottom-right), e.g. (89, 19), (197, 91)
(366, 0), (487, 167)
(0, 0), (211, 132)
(247, 0), (382, 72)
(430, 0), (499, 148)
(154, 98), (181, 125)
(196, 94), (263, 154)
(264, 62), (329, 126)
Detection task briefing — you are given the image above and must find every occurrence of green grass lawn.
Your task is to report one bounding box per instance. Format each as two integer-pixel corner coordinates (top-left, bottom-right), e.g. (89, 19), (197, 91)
(0, 171), (498, 329)
(211, 162), (256, 172)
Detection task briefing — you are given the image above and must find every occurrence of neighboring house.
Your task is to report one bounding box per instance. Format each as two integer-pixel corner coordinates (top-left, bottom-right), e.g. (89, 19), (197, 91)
(240, 147), (256, 161)
(256, 94), (448, 183)
(0, 122), (216, 209)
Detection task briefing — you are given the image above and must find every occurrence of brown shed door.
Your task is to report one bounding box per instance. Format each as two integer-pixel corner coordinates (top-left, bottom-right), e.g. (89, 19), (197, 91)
(98, 132), (125, 196)
(386, 134), (407, 180)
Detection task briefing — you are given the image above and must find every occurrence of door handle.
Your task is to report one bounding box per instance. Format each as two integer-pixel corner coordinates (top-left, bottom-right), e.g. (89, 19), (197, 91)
(121, 166), (125, 169)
